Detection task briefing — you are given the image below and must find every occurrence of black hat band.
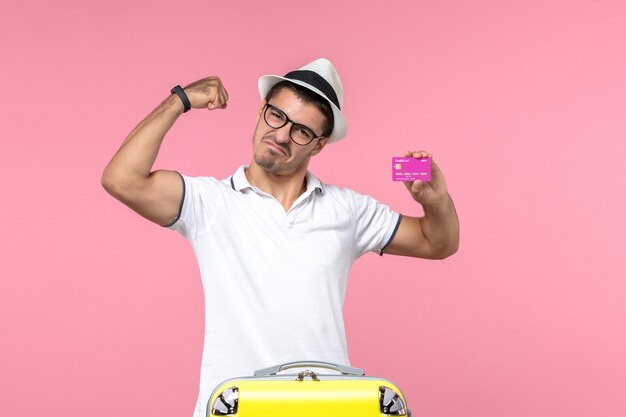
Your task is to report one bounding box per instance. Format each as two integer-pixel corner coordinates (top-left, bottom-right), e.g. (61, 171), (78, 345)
(284, 70), (340, 110)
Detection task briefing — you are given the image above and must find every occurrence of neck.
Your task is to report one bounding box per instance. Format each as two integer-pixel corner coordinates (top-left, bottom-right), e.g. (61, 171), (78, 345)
(245, 162), (308, 211)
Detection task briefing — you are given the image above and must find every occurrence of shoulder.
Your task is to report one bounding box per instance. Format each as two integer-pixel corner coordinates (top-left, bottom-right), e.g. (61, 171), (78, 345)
(318, 181), (355, 202)
(318, 181), (386, 214)
(178, 173), (233, 190)
(321, 181), (381, 202)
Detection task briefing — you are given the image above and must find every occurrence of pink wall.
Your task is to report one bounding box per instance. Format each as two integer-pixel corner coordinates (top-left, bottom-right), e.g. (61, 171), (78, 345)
(1, 1), (625, 416)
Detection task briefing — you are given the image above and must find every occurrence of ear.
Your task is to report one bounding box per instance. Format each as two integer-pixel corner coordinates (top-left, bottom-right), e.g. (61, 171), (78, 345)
(310, 137), (329, 157)
(256, 101), (267, 122)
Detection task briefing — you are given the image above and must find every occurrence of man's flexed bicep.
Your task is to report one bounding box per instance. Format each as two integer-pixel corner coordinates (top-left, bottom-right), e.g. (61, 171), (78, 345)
(103, 168), (184, 227)
(101, 76), (228, 226)
(101, 90), (187, 226)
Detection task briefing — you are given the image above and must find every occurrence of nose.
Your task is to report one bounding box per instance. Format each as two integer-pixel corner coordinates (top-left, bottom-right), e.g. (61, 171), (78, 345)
(274, 121), (293, 144)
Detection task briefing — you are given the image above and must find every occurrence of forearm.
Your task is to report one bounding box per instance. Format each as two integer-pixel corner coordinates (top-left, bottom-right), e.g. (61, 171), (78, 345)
(102, 93), (184, 188)
(420, 194), (460, 258)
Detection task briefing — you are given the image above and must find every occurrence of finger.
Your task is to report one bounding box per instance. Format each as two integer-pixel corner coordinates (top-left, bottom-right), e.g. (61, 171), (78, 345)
(430, 157), (440, 171)
(220, 85), (229, 102)
(206, 88), (219, 110)
(411, 180), (424, 194)
(404, 150), (433, 160)
(219, 89), (229, 108)
(209, 92), (227, 110)
(410, 150), (433, 159)
(210, 100), (228, 110)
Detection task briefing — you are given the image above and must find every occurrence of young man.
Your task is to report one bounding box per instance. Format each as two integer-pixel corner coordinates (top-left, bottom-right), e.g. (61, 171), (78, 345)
(102, 58), (459, 417)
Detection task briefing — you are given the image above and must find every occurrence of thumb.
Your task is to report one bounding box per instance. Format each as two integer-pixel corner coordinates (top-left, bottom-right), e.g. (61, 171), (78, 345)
(411, 180), (424, 194)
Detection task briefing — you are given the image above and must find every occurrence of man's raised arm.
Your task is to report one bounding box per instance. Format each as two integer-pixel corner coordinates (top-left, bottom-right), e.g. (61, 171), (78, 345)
(384, 150), (460, 259)
(101, 77), (228, 226)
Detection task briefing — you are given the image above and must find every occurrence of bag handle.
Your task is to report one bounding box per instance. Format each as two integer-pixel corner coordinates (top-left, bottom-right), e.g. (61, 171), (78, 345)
(254, 360), (365, 377)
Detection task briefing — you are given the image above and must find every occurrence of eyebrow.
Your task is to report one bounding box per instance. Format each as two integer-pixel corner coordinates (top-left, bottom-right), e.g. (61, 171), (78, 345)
(267, 103), (320, 136)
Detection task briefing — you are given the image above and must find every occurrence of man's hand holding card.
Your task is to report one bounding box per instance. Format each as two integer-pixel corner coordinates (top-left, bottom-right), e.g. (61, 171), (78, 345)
(393, 150), (450, 210)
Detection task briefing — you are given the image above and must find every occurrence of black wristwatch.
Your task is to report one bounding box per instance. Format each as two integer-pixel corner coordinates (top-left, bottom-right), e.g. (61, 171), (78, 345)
(171, 85), (191, 113)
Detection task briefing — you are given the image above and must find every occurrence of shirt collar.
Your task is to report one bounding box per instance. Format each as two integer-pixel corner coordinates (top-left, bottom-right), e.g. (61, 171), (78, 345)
(230, 165), (324, 194)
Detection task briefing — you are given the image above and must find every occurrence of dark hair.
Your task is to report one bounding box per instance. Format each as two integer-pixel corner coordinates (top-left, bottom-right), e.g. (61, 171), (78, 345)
(265, 81), (334, 137)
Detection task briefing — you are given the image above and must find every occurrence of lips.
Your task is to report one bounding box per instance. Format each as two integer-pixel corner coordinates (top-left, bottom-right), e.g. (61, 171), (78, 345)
(263, 138), (289, 156)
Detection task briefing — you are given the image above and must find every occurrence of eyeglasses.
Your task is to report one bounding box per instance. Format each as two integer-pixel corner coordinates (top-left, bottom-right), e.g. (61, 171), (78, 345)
(263, 103), (324, 146)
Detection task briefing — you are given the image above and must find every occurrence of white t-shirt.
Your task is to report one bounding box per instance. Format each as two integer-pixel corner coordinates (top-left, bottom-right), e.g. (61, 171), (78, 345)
(168, 165), (401, 417)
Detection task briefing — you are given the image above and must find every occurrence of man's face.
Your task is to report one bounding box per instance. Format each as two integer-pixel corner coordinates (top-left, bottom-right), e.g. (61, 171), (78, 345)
(251, 88), (329, 176)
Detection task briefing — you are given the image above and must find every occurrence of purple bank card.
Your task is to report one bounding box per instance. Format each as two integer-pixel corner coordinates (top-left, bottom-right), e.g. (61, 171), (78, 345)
(392, 157), (431, 181)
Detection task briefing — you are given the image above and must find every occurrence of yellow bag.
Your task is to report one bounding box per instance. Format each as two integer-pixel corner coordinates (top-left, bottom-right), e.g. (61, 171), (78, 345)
(208, 360), (411, 417)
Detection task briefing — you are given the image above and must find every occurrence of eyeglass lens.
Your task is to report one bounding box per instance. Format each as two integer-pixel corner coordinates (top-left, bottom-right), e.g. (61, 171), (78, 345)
(264, 105), (317, 145)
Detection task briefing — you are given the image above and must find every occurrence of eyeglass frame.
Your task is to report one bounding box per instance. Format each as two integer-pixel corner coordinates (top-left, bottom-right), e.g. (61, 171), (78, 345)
(262, 103), (326, 146)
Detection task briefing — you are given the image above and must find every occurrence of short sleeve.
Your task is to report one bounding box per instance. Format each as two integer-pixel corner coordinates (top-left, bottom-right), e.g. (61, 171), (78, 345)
(167, 174), (224, 240)
(351, 191), (402, 257)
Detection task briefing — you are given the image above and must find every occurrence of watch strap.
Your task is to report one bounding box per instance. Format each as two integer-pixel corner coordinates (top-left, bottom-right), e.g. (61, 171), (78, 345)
(170, 85), (191, 113)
